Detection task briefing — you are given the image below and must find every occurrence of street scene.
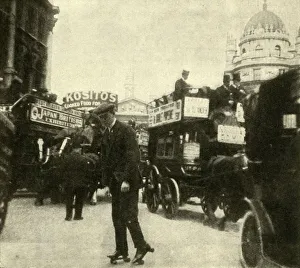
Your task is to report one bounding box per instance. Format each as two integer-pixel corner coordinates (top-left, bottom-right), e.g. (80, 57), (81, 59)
(0, 0), (300, 268)
(0, 195), (241, 268)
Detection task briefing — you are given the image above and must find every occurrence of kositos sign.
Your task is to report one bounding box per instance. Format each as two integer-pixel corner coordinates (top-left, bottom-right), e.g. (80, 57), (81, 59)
(63, 91), (118, 110)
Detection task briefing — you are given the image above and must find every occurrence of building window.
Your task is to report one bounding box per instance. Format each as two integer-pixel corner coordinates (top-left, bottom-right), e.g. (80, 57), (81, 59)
(275, 45), (281, 56)
(34, 59), (44, 90)
(255, 45), (263, 57)
(38, 16), (46, 43)
(25, 6), (36, 35)
(156, 137), (175, 158)
(242, 48), (246, 54)
(253, 69), (261, 81)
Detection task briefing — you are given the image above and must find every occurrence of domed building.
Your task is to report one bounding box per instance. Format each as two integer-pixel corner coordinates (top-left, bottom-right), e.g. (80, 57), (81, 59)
(225, 0), (300, 92)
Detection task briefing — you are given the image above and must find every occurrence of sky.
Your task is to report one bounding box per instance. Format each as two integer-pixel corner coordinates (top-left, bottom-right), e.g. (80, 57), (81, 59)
(50, 0), (300, 102)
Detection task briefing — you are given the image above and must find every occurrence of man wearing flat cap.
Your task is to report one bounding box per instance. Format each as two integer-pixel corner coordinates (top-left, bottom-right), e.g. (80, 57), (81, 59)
(91, 103), (153, 264)
(173, 69), (191, 101)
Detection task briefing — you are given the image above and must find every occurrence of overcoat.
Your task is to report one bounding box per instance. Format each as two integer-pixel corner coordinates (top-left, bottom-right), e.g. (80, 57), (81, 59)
(103, 120), (141, 190)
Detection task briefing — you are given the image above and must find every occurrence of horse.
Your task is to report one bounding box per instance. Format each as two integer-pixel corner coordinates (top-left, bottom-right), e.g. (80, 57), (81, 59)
(34, 125), (102, 206)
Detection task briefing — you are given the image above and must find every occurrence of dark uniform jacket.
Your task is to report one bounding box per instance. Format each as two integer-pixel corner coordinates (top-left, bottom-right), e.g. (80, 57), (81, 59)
(103, 120), (141, 190)
(229, 84), (246, 104)
(215, 85), (231, 108)
(173, 78), (190, 101)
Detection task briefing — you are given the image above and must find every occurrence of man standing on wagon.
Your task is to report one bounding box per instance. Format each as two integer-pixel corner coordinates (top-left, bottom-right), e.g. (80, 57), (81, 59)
(229, 72), (246, 110)
(173, 69), (191, 101)
(91, 103), (154, 265)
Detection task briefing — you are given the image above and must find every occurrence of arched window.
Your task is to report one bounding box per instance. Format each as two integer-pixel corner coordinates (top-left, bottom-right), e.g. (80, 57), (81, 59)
(275, 45), (281, 56)
(255, 44), (263, 57)
(255, 45), (262, 50)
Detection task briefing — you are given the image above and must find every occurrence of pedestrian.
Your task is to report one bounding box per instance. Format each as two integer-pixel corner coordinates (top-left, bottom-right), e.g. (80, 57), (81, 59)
(173, 69), (191, 101)
(215, 74), (232, 108)
(91, 103), (154, 265)
(59, 132), (99, 221)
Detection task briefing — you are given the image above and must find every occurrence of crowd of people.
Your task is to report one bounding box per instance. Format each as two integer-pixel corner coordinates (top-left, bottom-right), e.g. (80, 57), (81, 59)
(173, 69), (247, 110)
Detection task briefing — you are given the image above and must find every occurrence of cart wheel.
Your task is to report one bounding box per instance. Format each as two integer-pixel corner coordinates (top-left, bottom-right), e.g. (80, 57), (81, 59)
(201, 196), (218, 216)
(240, 211), (263, 268)
(145, 169), (160, 213)
(0, 190), (8, 234)
(162, 178), (179, 219)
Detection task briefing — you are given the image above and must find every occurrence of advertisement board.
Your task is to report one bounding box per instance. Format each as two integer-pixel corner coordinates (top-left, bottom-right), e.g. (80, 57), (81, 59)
(184, 97), (209, 118)
(148, 100), (182, 128)
(217, 125), (245, 144)
(29, 104), (84, 129)
(62, 90), (118, 110)
(0, 105), (12, 112)
(136, 130), (149, 147)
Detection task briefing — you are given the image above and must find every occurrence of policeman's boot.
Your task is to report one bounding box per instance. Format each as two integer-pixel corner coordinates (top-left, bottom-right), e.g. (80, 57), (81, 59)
(132, 243), (154, 265)
(107, 250), (130, 264)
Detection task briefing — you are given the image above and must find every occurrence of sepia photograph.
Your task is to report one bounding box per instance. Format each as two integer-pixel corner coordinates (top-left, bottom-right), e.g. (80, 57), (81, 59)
(0, 0), (300, 267)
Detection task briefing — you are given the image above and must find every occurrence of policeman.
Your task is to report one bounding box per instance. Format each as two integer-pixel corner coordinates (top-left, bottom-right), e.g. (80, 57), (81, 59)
(91, 103), (153, 264)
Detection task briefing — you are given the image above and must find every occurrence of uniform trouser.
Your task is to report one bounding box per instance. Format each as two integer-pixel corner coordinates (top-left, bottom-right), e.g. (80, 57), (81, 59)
(65, 186), (86, 218)
(110, 181), (146, 255)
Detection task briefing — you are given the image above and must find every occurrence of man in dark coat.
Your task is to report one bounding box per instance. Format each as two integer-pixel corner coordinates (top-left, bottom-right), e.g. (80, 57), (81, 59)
(91, 103), (153, 264)
(229, 72), (246, 109)
(173, 69), (190, 101)
(215, 74), (232, 108)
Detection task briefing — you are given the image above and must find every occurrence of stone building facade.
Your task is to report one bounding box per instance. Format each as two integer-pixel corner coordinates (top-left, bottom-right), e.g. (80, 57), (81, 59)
(0, 0), (59, 103)
(225, 1), (300, 92)
(116, 97), (149, 125)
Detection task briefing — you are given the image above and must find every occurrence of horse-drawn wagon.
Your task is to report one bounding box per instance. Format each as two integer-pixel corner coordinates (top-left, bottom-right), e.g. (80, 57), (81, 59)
(144, 88), (249, 222)
(1, 91), (84, 205)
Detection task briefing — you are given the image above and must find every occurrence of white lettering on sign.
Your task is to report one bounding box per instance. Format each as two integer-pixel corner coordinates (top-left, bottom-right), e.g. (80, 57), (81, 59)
(184, 97), (209, 118)
(236, 102), (245, 123)
(30, 104), (83, 129)
(217, 125), (245, 144)
(148, 100), (182, 128)
(0, 105), (12, 112)
(63, 90), (118, 110)
(283, 114), (297, 129)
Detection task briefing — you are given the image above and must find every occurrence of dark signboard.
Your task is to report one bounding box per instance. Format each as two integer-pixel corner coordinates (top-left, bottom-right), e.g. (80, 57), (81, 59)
(29, 104), (84, 129)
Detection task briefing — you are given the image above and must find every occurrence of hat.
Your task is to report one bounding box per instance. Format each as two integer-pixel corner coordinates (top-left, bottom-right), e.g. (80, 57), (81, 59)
(223, 74), (231, 83)
(233, 72), (241, 82)
(182, 69), (190, 75)
(91, 103), (116, 115)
